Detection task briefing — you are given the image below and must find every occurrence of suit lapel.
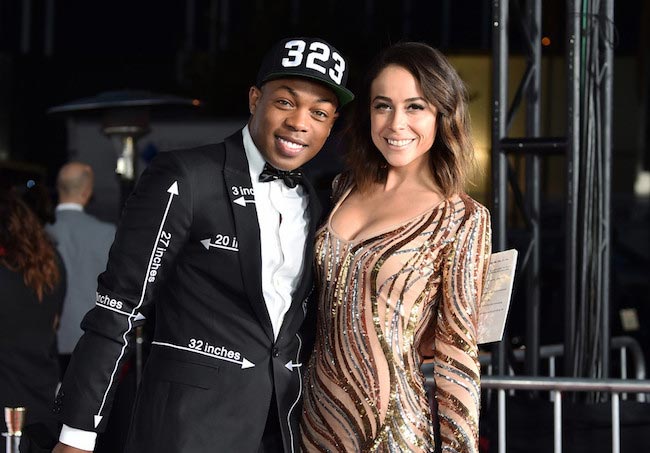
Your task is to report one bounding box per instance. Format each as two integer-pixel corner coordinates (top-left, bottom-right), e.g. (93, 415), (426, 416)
(296, 176), (322, 299)
(222, 132), (274, 341)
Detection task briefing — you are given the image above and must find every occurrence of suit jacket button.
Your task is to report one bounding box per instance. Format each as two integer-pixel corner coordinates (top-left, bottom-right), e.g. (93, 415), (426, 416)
(272, 347), (280, 357)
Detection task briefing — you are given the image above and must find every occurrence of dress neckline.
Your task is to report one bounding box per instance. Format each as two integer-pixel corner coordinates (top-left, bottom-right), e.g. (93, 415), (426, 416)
(327, 185), (453, 245)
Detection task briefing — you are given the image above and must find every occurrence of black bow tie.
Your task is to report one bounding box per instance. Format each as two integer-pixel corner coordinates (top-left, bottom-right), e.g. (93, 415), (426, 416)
(258, 163), (304, 188)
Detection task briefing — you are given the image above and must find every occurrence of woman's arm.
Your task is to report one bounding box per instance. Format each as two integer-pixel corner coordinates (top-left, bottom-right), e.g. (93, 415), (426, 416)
(433, 202), (491, 453)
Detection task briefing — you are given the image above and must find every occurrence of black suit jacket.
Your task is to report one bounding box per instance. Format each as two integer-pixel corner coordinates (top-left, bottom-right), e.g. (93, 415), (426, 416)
(54, 131), (320, 453)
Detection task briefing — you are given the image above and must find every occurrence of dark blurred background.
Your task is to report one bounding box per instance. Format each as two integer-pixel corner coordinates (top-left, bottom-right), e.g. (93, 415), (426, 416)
(1, 0), (648, 365)
(1, 1), (648, 450)
(1, 0), (648, 367)
(0, 1), (639, 177)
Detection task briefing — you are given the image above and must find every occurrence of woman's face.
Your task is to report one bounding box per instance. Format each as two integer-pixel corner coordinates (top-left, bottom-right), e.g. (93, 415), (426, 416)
(370, 65), (438, 171)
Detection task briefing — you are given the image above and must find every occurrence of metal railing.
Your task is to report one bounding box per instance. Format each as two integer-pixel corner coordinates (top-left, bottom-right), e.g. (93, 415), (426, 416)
(479, 336), (647, 402)
(424, 336), (649, 452)
(487, 377), (649, 453)
(424, 375), (650, 453)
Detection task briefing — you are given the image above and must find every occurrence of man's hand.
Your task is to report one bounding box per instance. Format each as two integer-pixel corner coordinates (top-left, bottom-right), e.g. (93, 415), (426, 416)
(52, 442), (92, 453)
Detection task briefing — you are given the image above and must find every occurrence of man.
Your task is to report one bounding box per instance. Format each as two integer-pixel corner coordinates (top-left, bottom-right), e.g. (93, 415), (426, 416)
(46, 162), (116, 377)
(52, 37), (354, 453)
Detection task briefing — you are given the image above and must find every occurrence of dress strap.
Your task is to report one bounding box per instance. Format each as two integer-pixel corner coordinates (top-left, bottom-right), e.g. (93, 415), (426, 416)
(331, 171), (354, 206)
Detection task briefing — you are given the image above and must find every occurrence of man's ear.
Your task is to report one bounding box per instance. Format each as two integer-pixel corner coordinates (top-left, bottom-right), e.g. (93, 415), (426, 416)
(248, 86), (261, 115)
(81, 185), (93, 205)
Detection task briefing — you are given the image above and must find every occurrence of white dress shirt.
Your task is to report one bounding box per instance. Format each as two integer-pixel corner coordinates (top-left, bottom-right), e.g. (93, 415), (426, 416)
(56, 202), (84, 212)
(59, 127), (310, 450)
(242, 125), (310, 338)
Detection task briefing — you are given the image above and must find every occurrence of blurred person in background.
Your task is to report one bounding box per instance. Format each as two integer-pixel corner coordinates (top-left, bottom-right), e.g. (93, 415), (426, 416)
(0, 190), (66, 452)
(20, 182), (55, 226)
(46, 162), (116, 377)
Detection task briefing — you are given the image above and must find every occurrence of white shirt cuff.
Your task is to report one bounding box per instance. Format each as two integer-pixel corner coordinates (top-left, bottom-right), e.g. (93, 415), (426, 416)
(59, 424), (97, 451)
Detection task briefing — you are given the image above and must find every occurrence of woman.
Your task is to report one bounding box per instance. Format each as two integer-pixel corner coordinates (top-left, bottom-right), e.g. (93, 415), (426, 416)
(0, 191), (65, 447)
(300, 43), (491, 452)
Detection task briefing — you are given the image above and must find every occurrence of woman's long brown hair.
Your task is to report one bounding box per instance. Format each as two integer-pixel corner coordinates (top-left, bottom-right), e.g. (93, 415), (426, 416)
(0, 191), (60, 301)
(344, 42), (475, 197)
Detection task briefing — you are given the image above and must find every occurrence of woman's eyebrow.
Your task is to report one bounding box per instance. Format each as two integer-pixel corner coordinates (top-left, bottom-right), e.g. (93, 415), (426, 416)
(371, 95), (426, 103)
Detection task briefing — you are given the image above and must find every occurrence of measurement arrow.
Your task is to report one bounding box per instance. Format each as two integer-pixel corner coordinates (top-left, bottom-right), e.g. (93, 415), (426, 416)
(241, 358), (255, 369)
(93, 304), (147, 321)
(94, 180), (179, 428)
(285, 360), (302, 371)
(233, 195), (255, 207)
(152, 341), (256, 369)
(133, 312), (146, 322)
(200, 238), (238, 251)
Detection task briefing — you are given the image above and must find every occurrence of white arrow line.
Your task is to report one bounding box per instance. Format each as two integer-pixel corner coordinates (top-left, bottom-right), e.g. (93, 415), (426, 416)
(286, 334), (303, 453)
(200, 238), (238, 251)
(233, 195), (255, 207)
(94, 304), (147, 321)
(152, 341), (255, 369)
(134, 312), (146, 322)
(95, 303), (131, 317)
(94, 181), (179, 428)
(285, 360), (302, 371)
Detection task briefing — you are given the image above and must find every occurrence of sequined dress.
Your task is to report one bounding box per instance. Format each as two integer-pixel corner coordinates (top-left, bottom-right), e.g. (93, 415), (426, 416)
(300, 184), (492, 453)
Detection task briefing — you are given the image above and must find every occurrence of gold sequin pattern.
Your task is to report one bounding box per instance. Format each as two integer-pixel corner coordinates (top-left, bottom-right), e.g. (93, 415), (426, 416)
(301, 190), (492, 453)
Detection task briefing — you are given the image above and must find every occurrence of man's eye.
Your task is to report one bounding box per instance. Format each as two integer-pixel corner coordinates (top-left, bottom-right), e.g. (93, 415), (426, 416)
(313, 110), (328, 118)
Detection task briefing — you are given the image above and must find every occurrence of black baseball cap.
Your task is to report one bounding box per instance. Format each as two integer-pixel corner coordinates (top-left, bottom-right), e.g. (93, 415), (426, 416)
(256, 37), (355, 107)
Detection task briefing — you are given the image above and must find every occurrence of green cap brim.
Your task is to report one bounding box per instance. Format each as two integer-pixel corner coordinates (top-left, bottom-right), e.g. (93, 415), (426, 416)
(261, 71), (355, 108)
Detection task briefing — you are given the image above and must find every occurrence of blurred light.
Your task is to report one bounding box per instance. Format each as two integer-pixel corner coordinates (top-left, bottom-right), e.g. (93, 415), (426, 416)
(541, 37), (551, 46)
(26, 179), (36, 188)
(192, 99), (201, 106)
(634, 170), (650, 197)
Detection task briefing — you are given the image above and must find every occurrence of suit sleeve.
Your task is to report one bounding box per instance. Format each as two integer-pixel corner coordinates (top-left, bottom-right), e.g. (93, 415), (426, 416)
(433, 204), (491, 453)
(54, 151), (193, 432)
